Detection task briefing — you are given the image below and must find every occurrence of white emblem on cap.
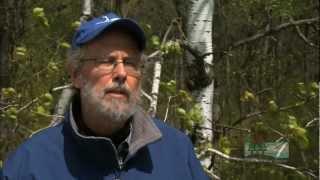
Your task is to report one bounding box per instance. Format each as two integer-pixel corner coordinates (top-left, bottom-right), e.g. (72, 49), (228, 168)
(96, 16), (120, 25)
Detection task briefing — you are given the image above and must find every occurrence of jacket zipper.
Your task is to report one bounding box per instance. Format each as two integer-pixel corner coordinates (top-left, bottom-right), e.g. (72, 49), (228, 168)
(110, 143), (123, 180)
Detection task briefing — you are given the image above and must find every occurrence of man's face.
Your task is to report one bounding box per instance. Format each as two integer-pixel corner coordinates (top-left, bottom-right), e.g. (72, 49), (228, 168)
(73, 30), (142, 125)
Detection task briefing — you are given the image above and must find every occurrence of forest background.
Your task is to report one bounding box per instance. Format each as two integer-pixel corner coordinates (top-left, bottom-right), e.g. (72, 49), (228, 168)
(0, 0), (319, 179)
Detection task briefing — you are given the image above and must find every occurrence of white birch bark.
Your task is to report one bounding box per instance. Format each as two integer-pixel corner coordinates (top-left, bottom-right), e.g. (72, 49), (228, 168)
(187, 0), (214, 166)
(148, 57), (162, 117)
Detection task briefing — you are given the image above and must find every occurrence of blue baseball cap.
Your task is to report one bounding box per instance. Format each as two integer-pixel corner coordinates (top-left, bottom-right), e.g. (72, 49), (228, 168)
(72, 12), (146, 51)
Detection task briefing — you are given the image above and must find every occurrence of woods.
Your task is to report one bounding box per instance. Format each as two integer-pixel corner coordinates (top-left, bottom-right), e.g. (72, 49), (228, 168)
(0, 0), (319, 179)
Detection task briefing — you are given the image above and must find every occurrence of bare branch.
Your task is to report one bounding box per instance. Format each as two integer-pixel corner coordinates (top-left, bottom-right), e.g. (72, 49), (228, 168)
(147, 50), (161, 60)
(17, 97), (39, 113)
(140, 89), (152, 102)
(204, 168), (221, 180)
(231, 17), (319, 48)
(305, 118), (319, 127)
(51, 84), (72, 92)
(208, 148), (317, 179)
(290, 17), (318, 48)
(164, 95), (178, 122)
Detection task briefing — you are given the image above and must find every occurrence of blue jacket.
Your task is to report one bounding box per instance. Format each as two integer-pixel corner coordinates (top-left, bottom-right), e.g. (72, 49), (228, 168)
(1, 105), (208, 180)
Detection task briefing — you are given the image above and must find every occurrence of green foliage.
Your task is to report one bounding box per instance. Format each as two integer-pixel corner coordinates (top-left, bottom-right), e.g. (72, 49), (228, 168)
(267, 100), (278, 112)
(219, 136), (232, 155)
(283, 115), (309, 149)
(159, 80), (202, 132)
(150, 35), (160, 48)
(161, 40), (182, 55)
(32, 7), (49, 27)
(240, 90), (256, 102)
(1, 87), (17, 98)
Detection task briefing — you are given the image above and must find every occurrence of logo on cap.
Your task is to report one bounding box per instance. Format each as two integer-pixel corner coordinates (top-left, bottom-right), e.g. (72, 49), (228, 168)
(96, 16), (120, 25)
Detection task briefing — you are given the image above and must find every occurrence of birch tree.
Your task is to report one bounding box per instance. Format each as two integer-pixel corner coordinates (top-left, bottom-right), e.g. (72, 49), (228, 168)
(186, 0), (214, 166)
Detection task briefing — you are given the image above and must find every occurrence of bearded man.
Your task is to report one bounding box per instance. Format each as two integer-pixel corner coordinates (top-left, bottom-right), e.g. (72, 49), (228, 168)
(1, 12), (209, 180)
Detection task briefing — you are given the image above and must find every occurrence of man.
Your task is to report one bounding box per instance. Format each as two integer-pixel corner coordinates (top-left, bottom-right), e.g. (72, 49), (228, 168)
(1, 12), (209, 180)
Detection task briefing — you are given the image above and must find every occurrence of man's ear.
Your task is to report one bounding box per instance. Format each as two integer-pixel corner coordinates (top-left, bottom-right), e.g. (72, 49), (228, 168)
(67, 63), (83, 88)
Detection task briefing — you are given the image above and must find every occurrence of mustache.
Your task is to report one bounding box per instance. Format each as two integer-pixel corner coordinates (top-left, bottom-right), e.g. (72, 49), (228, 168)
(103, 83), (131, 97)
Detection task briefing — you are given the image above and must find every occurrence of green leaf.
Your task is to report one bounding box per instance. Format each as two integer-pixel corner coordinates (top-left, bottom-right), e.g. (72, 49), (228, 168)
(4, 107), (18, 121)
(2, 87), (17, 98)
(60, 42), (71, 49)
(48, 62), (59, 73)
(32, 7), (45, 18)
(268, 100), (278, 112)
(296, 82), (307, 95)
(151, 35), (160, 47)
(310, 82), (319, 91)
(36, 105), (46, 114)
(71, 21), (81, 29)
(219, 137), (231, 155)
(176, 108), (186, 116)
(240, 90), (255, 102)
(41, 93), (53, 102)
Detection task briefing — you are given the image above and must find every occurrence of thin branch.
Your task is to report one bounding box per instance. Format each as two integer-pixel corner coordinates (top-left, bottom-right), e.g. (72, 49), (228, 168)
(204, 168), (221, 180)
(305, 118), (319, 127)
(17, 97), (39, 113)
(140, 89), (152, 102)
(269, 127), (286, 138)
(215, 124), (250, 132)
(164, 95), (177, 122)
(231, 17), (319, 48)
(147, 50), (161, 59)
(233, 98), (311, 126)
(51, 84), (72, 92)
(208, 148), (317, 179)
(290, 17), (318, 48)
(161, 20), (175, 46)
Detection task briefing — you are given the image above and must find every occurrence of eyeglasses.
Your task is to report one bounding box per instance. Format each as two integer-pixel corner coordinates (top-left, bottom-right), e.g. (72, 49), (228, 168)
(79, 56), (142, 77)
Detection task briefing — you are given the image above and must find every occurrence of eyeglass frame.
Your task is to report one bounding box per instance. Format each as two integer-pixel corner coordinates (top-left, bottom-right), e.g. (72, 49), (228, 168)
(78, 55), (144, 77)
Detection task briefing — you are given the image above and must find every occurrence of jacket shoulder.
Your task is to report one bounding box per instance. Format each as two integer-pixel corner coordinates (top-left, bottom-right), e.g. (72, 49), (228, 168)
(2, 122), (64, 178)
(152, 118), (192, 145)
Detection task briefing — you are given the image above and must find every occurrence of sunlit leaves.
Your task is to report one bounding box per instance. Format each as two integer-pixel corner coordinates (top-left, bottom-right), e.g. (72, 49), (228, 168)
(178, 90), (193, 103)
(160, 80), (176, 96)
(2, 107), (18, 121)
(150, 36), (182, 55)
(1, 87), (17, 98)
(15, 47), (27, 58)
(268, 100), (278, 112)
(177, 104), (203, 130)
(161, 40), (182, 55)
(71, 21), (81, 29)
(282, 115), (309, 149)
(31, 93), (53, 119)
(296, 82), (306, 95)
(48, 62), (59, 73)
(59, 42), (71, 49)
(240, 90), (255, 102)
(219, 136), (232, 155)
(32, 7), (49, 27)
(150, 35), (160, 48)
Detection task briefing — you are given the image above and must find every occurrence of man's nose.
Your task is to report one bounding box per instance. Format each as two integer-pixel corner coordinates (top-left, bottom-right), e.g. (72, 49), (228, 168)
(112, 61), (127, 84)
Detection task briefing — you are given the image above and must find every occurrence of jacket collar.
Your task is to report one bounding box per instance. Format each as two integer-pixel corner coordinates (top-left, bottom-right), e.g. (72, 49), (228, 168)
(67, 97), (162, 160)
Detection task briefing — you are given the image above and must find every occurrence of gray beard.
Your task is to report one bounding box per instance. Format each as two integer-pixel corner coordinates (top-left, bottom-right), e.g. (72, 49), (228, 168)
(82, 82), (140, 127)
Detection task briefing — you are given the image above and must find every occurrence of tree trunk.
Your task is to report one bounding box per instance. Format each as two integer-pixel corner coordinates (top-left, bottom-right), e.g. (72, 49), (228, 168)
(148, 57), (163, 117)
(187, 0), (214, 167)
